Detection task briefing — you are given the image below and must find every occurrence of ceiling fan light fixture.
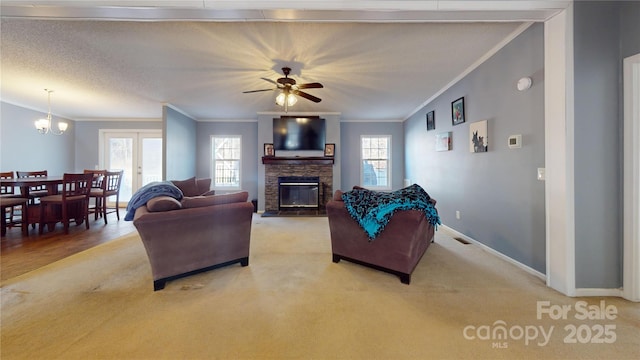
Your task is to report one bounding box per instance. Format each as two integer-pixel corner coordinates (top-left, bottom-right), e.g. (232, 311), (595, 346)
(275, 92), (297, 107)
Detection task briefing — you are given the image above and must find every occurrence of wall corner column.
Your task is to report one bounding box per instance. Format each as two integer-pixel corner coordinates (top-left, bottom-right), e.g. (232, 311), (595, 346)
(544, 6), (576, 296)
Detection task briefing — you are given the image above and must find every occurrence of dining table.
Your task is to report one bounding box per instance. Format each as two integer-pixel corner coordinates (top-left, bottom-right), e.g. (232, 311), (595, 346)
(1, 176), (64, 198)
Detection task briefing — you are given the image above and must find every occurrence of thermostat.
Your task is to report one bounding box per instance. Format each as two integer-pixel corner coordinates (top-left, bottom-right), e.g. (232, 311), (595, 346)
(508, 134), (522, 149)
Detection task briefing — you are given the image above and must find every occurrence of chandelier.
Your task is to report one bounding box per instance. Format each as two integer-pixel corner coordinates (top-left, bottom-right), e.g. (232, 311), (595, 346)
(35, 89), (68, 135)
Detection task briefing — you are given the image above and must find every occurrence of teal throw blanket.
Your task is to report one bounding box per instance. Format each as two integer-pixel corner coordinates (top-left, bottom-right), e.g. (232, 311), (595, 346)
(341, 184), (440, 240)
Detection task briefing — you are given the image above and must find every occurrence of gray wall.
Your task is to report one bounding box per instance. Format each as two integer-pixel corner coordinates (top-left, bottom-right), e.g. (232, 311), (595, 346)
(573, 1), (640, 288)
(164, 106), (196, 181)
(74, 120), (162, 171)
(1, 102), (75, 176)
(404, 23), (546, 273)
(196, 121), (259, 199)
(620, 1), (640, 58)
(340, 121), (405, 190)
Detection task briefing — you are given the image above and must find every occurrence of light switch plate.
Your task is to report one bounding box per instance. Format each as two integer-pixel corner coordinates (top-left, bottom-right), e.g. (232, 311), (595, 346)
(537, 168), (545, 181)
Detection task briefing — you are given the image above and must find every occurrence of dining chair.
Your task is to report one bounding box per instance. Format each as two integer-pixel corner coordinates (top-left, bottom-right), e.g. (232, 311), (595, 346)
(1, 197), (29, 236)
(84, 169), (106, 189)
(88, 170), (123, 224)
(38, 173), (93, 235)
(16, 170), (49, 204)
(84, 169), (105, 217)
(1, 171), (25, 233)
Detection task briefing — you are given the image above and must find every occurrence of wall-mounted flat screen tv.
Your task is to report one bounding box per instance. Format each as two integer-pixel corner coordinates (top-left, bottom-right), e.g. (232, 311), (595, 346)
(273, 116), (326, 151)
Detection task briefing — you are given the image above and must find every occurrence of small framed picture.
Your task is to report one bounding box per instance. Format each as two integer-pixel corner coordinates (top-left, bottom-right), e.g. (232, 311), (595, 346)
(451, 97), (465, 126)
(426, 110), (435, 131)
(435, 132), (452, 152)
(324, 143), (335, 157)
(470, 120), (488, 153)
(264, 143), (275, 157)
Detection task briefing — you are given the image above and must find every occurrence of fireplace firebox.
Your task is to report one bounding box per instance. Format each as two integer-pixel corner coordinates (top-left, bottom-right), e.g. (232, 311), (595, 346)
(278, 176), (320, 210)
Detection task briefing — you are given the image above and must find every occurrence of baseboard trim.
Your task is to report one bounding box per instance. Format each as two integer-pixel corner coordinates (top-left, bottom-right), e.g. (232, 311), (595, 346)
(574, 288), (623, 298)
(440, 225), (546, 281)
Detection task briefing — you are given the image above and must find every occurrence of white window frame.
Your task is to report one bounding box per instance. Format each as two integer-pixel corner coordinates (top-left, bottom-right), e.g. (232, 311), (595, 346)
(210, 135), (242, 191)
(360, 135), (392, 190)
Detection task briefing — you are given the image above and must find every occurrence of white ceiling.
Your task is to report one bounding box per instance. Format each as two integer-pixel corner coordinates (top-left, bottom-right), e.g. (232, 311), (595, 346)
(0, 1), (569, 121)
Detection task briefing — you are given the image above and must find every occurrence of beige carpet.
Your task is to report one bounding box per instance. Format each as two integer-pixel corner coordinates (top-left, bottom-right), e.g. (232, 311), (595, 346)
(1, 215), (639, 359)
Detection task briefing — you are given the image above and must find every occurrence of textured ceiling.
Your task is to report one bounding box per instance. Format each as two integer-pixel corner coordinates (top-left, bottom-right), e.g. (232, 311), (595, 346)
(0, 1), (562, 121)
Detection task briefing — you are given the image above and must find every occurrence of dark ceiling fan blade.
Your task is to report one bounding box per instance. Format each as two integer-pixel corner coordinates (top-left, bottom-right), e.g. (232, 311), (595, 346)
(292, 89), (322, 103)
(260, 77), (278, 85)
(242, 88), (275, 93)
(296, 82), (323, 90)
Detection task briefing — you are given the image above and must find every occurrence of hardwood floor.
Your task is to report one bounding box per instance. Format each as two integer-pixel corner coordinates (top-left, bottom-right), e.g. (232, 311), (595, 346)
(1, 214), (136, 281)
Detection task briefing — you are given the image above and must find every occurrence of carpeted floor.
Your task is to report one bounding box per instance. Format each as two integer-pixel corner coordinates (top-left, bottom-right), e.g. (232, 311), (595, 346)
(1, 215), (639, 359)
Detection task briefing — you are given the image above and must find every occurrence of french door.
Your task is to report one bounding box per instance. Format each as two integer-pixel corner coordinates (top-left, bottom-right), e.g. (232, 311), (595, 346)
(100, 130), (163, 205)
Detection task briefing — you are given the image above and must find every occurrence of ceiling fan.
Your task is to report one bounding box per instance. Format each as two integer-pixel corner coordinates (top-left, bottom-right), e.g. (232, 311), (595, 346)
(243, 67), (324, 108)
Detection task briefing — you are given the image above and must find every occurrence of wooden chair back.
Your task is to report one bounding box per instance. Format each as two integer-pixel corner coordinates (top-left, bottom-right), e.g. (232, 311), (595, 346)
(60, 173), (93, 200)
(16, 170), (48, 194)
(103, 170), (123, 195)
(0, 171), (16, 196)
(84, 169), (106, 189)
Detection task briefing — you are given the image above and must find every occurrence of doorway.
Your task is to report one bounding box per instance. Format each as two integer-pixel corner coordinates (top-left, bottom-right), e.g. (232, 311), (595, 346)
(99, 130), (163, 205)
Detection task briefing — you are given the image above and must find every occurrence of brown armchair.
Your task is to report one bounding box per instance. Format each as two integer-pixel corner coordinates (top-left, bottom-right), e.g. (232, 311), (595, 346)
(133, 190), (253, 290)
(326, 189), (437, 284)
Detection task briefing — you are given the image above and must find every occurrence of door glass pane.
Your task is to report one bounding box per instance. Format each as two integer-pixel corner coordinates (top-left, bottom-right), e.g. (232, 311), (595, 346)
(141, 138), (163, 186)
(108, 137), (133, 202)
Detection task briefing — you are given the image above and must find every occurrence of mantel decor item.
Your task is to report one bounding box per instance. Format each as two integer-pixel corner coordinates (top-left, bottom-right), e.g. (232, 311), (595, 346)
(426, 110), (435, 131)
(451, 97), (465, 126)
(435, 132), (452, 152)
(324, 143), (335, 157)
(470, 120), (488, 153)
(264, 143), (275, 157)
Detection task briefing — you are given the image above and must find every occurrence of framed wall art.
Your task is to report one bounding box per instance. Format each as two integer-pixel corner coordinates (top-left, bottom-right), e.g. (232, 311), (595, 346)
(469, 120), (488, 153)
(264, 143), (275, 157)
(426, 110), (435, 131)
(451, 97), (465, 126)
(435, 132), (452, 152)
(324, 143), (335, 157)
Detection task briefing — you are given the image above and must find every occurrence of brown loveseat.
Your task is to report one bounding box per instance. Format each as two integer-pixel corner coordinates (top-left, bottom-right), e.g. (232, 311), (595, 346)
(326, 188), (437, 284)
(133, 187), (253, 291)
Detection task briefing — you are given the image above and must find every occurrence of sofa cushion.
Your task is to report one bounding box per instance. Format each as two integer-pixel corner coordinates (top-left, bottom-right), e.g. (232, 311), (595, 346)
(172, 177), (199, 197)
(196, 178), (212, 195)
(147, 196), (183, 212)
(333, 190), (344, 201)
(181, 191), (249, 209)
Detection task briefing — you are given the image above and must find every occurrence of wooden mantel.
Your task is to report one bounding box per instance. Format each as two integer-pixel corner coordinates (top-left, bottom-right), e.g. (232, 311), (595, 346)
(262, 156), (334, 165)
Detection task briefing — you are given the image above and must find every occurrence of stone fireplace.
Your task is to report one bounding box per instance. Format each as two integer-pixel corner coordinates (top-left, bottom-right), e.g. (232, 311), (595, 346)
(263, 157), (334, 213)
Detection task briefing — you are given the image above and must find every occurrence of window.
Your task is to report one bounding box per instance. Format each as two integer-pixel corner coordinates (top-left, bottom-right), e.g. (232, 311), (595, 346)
(211, 136), (241, 189)
(361, 135), (391, 190)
